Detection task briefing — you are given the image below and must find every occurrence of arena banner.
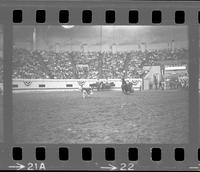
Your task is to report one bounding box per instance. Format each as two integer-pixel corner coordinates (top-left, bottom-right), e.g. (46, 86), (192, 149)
(23, 81), (32, 87)
(127, 78), (142, 88)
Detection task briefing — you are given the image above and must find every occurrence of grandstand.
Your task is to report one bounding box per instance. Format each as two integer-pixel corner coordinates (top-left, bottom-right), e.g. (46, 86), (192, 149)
(10, 47), (189, 92)
(12, 47), (188, 80)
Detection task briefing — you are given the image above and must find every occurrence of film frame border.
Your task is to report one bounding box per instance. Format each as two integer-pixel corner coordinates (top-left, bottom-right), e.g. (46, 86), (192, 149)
(0, 1), (199, 170)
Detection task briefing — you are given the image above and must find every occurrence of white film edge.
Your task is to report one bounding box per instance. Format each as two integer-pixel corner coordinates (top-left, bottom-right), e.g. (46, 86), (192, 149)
(0, 0), (200, 171)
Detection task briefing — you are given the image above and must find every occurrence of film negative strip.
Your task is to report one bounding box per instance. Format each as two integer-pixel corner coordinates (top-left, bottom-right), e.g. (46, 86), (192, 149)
(0, 0), (200, 171)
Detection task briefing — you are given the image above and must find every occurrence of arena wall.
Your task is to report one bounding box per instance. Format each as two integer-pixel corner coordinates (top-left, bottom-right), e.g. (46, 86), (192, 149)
(12, 79), (143, 91)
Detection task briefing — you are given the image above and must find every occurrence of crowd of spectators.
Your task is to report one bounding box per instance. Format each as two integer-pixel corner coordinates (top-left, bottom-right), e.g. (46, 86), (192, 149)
(10, 48), (188, 80)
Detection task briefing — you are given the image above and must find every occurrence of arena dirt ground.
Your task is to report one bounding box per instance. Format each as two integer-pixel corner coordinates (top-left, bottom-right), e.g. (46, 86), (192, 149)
(10, 90), (189, 144)
(0, 90), (189, 144)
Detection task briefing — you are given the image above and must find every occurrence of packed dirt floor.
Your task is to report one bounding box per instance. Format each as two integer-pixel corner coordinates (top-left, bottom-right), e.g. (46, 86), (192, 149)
(0, 90), (189, 143)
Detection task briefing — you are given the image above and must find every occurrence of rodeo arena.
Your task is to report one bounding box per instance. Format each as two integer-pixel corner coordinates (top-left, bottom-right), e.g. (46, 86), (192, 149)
(0, 26), (191, 143)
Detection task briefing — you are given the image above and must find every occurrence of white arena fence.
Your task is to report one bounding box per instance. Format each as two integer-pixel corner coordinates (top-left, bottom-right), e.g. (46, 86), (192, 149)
(10, 78), (143, 92)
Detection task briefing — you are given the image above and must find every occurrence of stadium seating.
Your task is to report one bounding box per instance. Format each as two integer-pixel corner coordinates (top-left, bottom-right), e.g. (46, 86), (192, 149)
(10, 48), (188, 80)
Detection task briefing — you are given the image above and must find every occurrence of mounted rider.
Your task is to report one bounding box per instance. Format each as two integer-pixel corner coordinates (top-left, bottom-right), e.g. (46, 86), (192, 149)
(121, 78), (134, 94)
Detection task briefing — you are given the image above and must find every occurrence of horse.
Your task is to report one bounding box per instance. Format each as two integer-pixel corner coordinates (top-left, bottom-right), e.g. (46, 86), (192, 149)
(121, 79), (134, 94)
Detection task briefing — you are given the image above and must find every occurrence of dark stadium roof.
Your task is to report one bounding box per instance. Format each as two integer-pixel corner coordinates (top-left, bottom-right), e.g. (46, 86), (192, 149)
(13, 26), (188, 51)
